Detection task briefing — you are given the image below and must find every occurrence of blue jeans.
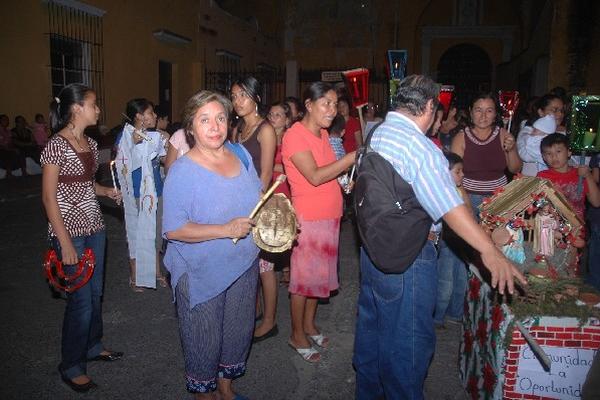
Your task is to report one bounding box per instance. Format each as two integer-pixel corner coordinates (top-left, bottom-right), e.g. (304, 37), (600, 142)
(52, 230), (106, 379)
(587, 224), (600, 291)
(353, 244), (438, 400)
(468, 193), (488, 221)
(434, 240), (467, 325)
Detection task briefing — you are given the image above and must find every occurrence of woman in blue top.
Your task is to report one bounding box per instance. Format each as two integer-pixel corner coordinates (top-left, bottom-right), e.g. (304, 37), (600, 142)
(162, 90), (261, 400)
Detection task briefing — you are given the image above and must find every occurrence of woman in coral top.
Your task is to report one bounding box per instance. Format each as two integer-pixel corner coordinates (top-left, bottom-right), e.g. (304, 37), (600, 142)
(281, 82), (355, 362)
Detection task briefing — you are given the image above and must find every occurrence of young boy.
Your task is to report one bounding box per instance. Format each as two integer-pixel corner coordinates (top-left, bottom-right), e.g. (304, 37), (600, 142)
(434, 152), (471, 327)
(537, 134), (600, 224)
(327, 114), (346, 161)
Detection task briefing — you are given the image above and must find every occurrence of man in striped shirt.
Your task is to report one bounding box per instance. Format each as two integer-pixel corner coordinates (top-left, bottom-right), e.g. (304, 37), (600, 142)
(353, 75), (526, 400)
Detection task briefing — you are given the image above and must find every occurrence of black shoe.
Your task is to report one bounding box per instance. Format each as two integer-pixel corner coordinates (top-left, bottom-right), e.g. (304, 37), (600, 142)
(252, 325), (279, 343)
(61, 375), (97, 393)
(89, 350), (124, 362)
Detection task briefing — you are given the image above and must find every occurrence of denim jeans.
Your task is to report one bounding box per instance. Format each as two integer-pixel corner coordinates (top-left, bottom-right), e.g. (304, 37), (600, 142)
(468, 193), (488, 221)
(586, 224), (600, 291)
(433, 240), (468, 325)
(353, 243), (438, 400)
(52, 230), (106, 379)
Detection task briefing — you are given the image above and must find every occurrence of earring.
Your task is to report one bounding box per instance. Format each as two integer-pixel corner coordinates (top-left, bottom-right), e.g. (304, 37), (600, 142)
(255, 104), (258, 116)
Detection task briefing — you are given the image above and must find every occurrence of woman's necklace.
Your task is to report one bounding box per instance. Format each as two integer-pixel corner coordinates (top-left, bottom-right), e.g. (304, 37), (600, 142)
(70, 127), (85, 151)
(238, 118), (261, 143)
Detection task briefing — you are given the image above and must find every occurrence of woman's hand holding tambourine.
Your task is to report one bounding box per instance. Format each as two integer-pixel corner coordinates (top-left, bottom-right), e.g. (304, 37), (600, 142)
(225, 217), (255, 239)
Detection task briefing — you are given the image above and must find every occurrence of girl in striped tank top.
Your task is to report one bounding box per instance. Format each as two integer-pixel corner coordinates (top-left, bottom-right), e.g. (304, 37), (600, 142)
(451, 93), (522, 216)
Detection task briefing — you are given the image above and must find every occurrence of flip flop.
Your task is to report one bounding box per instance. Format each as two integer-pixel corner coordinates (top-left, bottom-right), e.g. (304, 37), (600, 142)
(128, 278), (144, 293)
(156, 276), (168, 288)
(309, 333), (329, 348)
(287, 341), (320, 363)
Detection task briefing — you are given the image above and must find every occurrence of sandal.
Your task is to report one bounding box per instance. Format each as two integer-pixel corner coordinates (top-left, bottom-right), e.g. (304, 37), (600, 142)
(128, 278), (144, 293)
(309, 333), (329, 349)
(156, 275), (168, 288)
(288, 340), (320, 363)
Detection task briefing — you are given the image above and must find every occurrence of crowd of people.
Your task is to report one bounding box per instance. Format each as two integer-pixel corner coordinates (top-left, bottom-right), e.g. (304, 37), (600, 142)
(36, 74), (600, 399)
(0, 113), (48, 176)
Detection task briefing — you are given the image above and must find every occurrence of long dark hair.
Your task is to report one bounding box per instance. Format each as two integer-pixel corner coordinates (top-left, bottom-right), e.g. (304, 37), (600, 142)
(468, 92), (503, 128)
(49, 83), (94, 133)
(231, 76), (265, 136)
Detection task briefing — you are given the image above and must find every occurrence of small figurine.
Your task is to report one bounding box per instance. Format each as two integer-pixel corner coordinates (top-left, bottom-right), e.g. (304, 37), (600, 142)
(533, 204), (558, 260)
(502, 222), (526, 264)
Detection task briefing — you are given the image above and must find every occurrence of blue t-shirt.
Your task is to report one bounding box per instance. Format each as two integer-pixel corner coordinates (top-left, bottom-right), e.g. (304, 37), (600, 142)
(114, 130), (164, 197)
(162, 146), (261, 307)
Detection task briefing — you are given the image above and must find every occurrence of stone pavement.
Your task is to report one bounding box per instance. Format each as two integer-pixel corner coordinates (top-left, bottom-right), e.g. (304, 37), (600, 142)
(0, 175), (468, 399)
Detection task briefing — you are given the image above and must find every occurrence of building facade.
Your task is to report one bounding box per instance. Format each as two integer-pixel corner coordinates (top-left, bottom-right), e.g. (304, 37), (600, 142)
(0, 0), (281, 129)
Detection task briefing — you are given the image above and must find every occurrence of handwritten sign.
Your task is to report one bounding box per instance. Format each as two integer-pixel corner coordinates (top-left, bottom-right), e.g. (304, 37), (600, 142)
(516, 345), (596, 399)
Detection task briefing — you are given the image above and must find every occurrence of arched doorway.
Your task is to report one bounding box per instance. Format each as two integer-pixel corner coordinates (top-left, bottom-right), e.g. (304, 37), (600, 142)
(437, 43), (492, 110)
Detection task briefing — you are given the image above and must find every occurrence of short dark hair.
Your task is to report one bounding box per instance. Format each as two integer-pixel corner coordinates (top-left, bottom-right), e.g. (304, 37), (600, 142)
(125, 98), (153, 124)
(469, 92), (503, 128)
(540, 133), (569, 152)
(444, 151), (463, 170)
(182, 90), (233, 149)
(328, 114), (346, 135)
(154, 106), (169, 120)
(392, 75), (440, 116)
(527, 94), (563, 126)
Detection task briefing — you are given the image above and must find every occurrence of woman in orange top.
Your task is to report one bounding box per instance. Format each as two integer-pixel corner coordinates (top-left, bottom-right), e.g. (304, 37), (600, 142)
(281, 82), (355, 362)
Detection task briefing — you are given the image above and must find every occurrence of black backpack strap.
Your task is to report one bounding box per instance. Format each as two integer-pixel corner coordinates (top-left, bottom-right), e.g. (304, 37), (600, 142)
(356, 120), (385, 166)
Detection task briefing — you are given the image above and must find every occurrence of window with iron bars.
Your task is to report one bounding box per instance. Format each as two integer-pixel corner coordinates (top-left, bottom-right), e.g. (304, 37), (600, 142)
(46, 0), (105, 122)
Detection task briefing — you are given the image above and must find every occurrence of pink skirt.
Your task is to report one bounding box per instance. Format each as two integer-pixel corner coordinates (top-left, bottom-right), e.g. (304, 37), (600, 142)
(288, 217), (340, 298)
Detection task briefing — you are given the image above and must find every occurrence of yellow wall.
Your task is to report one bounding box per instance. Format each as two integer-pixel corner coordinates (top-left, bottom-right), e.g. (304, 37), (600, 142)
(0, 0), (280, 128)
(0, 1), (51, 125)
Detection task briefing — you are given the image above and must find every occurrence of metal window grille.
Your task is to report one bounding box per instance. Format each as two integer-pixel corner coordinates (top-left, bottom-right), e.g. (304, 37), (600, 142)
(205, 68), (286, 107)
(46, 0), (105, 122)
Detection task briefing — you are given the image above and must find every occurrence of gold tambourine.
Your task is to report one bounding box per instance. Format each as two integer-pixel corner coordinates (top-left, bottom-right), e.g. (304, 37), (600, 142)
(252, 193), (298, 253)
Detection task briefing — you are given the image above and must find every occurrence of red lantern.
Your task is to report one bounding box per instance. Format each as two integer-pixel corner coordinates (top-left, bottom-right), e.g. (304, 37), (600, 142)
(498, 91), (519, 118)
(342, 68), (370, 108)
(438, 85), (454, 119)
(44, 248), (96, 293)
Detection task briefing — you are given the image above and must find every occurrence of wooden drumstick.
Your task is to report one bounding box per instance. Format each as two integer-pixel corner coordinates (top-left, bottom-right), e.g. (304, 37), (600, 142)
(232, 174), (287, 244)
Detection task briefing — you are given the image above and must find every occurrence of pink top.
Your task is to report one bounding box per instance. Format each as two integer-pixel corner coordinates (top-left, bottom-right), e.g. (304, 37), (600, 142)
(281, 122), (342, 220)
(0, 126), (11, 148)
(169, 129), (190, 158)
(33, 123), (49, 147)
